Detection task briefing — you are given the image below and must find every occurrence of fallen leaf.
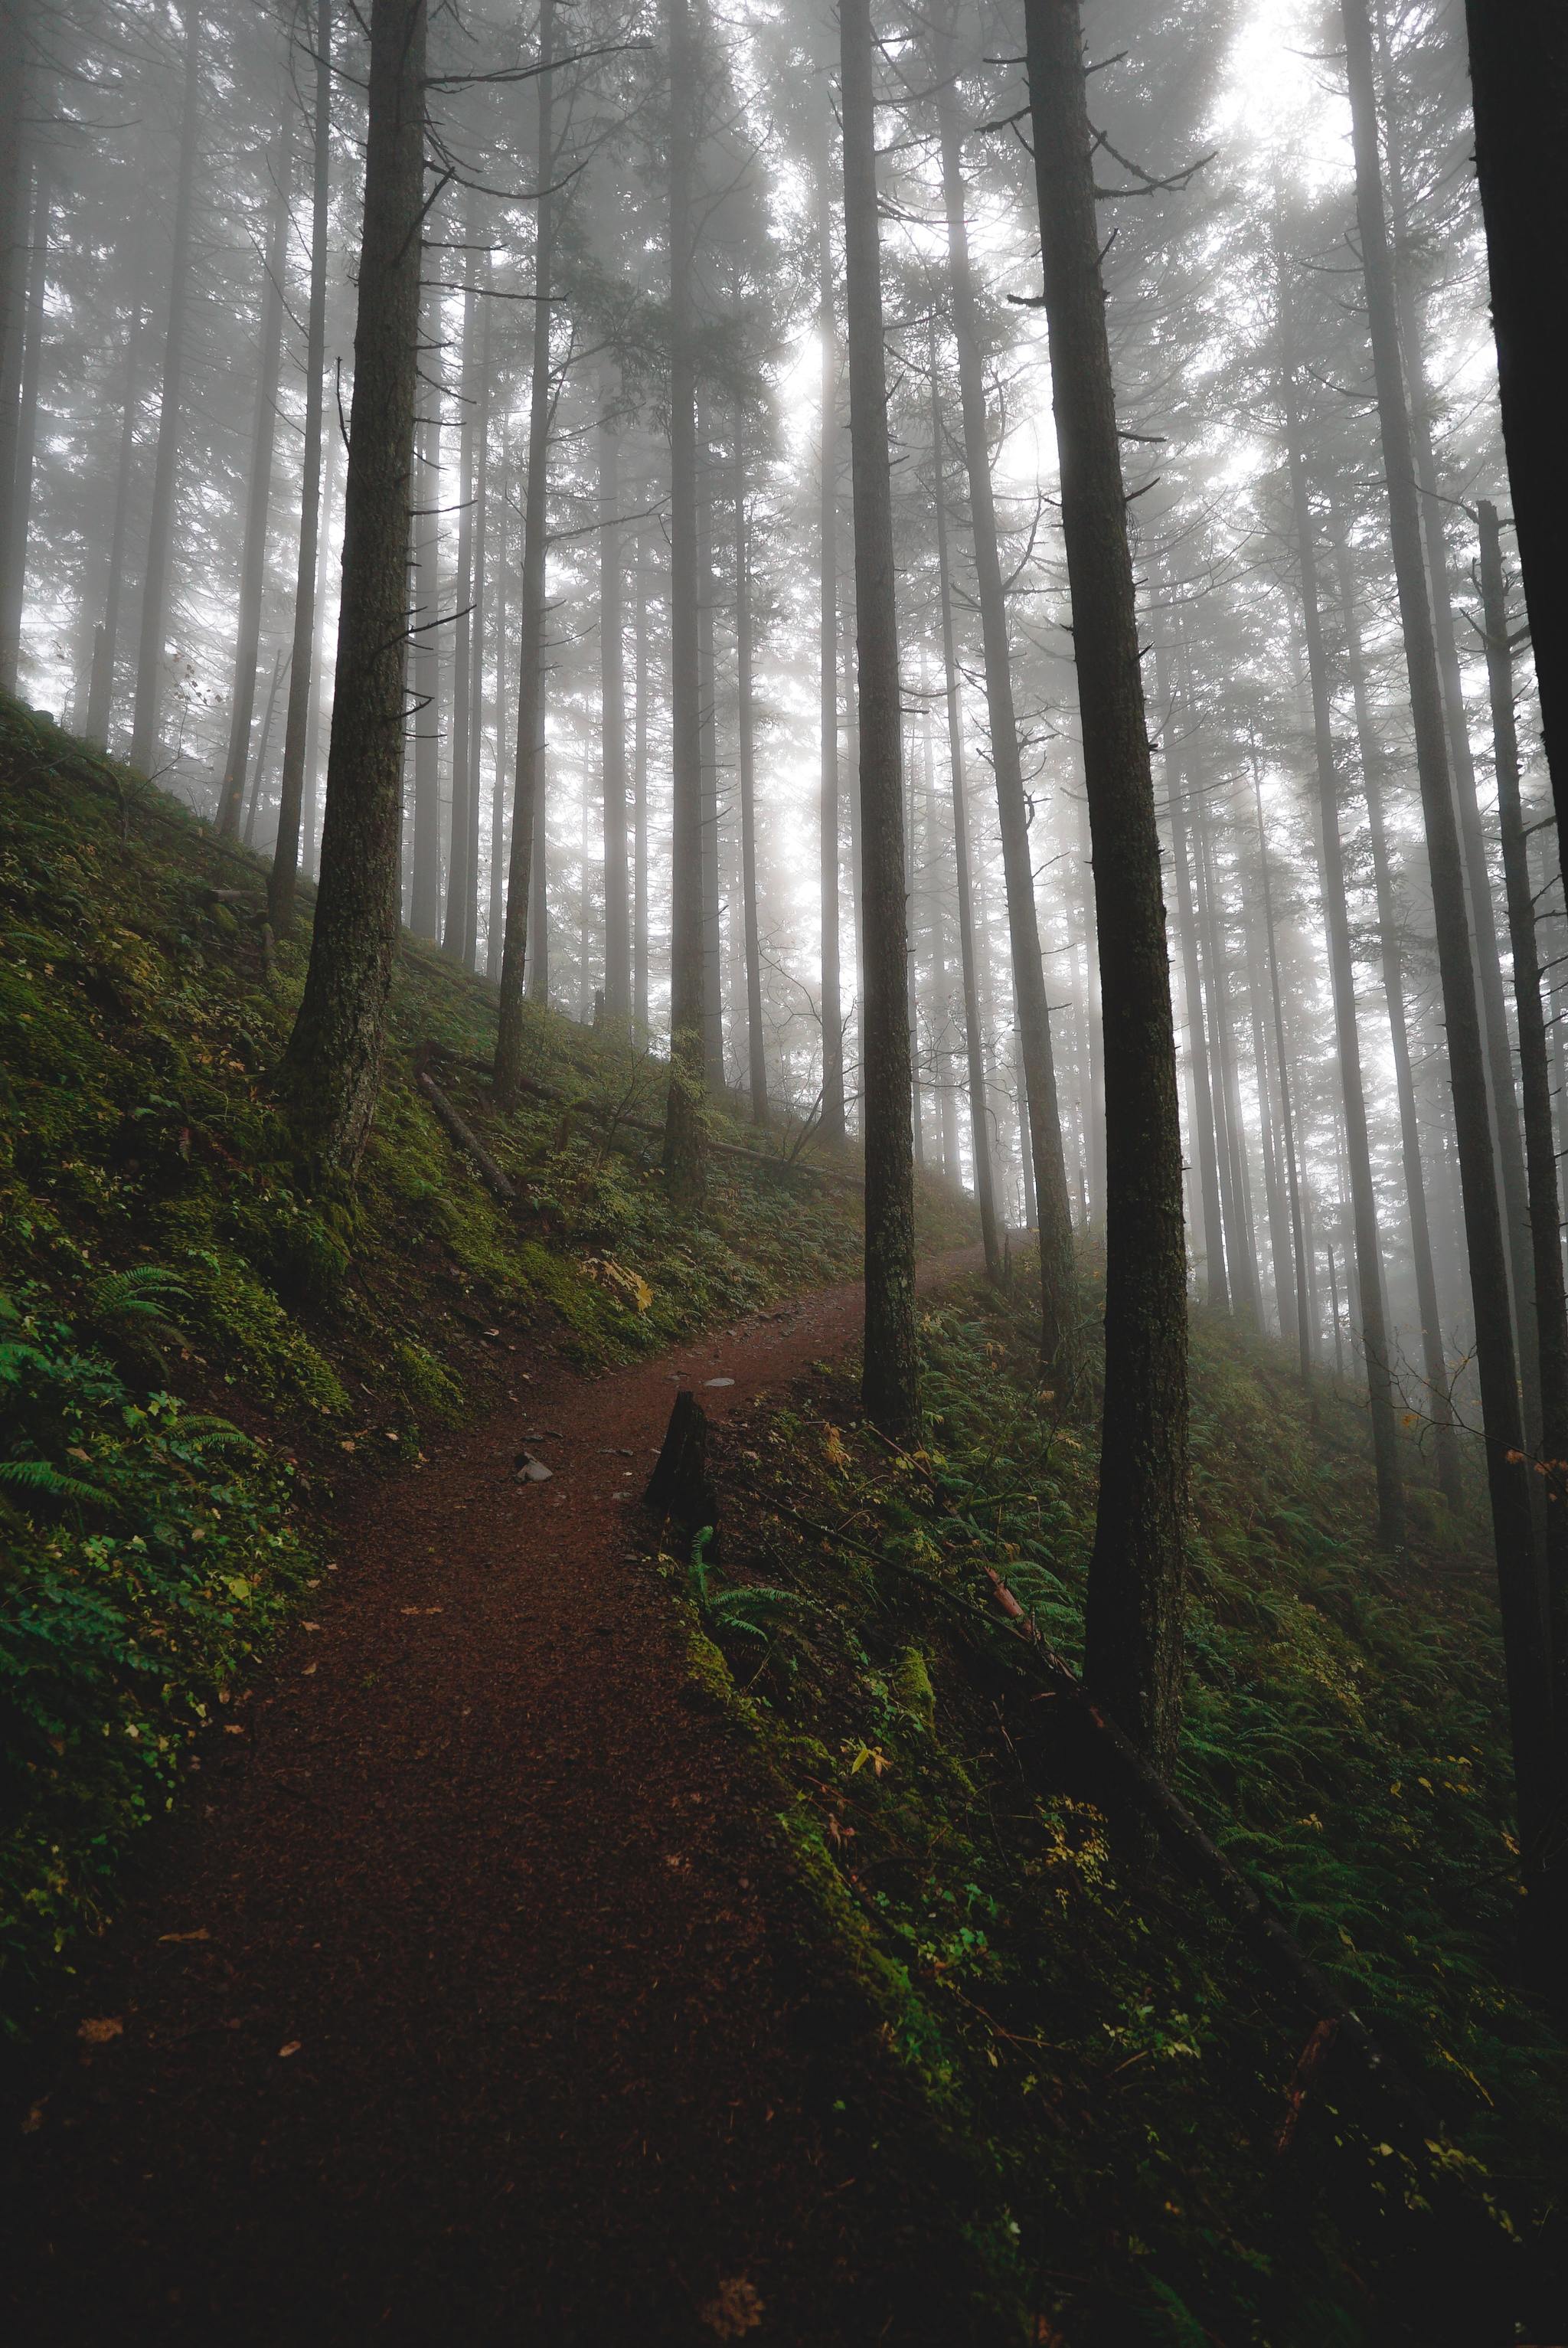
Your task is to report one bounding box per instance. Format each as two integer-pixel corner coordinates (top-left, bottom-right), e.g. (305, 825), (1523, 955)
(301, 1662), (318, 1676)
(699, 2278), (764, 2338)
(278, 2040), (302, 2059)
(77, 2016), (122, 2046)
(157, 1928), (211, 1944)
(21, 2099), (46, 2133)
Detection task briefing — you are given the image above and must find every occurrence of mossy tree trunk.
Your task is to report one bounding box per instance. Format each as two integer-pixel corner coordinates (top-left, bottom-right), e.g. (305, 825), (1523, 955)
(278, 0), (428, 1175)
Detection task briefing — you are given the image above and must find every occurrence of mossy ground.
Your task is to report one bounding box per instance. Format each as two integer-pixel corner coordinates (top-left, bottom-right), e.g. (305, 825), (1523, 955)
(0, 692), (973, 2018)
(688, 1266), (1568, 2345)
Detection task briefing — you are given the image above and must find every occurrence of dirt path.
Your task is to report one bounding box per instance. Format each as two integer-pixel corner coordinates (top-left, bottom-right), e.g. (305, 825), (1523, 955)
(6, 1245), (998, 2346)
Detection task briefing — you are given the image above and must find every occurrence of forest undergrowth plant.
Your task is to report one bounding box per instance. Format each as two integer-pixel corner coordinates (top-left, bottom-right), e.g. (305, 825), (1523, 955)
(695, 1268), (1568, 2344)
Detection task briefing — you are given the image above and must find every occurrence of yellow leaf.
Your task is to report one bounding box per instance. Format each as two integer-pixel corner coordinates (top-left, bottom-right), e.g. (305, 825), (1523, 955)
(278, 2040), (302, 2059)
(77, 2016), (122, 2045)
(699, 2278), (764, 2338)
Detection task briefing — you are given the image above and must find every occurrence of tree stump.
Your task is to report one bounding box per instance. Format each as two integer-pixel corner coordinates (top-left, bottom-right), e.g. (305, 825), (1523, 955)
(645, 1390), (717, 1539)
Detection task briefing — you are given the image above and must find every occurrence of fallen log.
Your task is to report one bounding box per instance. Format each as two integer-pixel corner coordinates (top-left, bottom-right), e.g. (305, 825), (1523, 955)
(415, 1069), (518, 1205)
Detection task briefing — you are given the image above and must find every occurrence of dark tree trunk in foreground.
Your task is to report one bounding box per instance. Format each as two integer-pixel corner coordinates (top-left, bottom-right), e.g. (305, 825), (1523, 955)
(929, 349), (1001, 1280)
(0, 0), (34, 685)
(633, 518), (649, 1029)
(817, 116), (846, 1148)
(1280, 319), (1403, 1549)
(600, 369), (630, 1019)
(1479, 498), (1568, 1732)
(1462, 0), (1568, 860)
(1330, 495), (1462, 1506)
(839, 0), (916, 1437)
(659, 0), (707, 1200)
(408, 329), (443, 942)
(218, 114), (289, 839)
(734, 439), (766, 1123)
(1342, 0), (1557, 1928)
(130, 2), (201, 777)
(495, 0), (557, 1100)
(937, 47), (1074, 1366)
(270, 0), (332, 931)
(1024, 0), (1188, 1768)
(278, 0), (427, 1173)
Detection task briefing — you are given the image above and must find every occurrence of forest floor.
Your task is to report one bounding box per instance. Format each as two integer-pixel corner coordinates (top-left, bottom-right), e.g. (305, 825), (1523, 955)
(2, 1242), (1012, 2347)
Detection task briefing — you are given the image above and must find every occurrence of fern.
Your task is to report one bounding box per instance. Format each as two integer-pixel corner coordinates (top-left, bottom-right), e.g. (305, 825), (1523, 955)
(0, 1457), (116, 1509)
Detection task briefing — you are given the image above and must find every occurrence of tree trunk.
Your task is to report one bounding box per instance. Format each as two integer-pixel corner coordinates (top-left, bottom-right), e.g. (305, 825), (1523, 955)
(929, 370), (1001, 1277)
(1190, 757), (1261, 1329)
(1459, 0), (1568, 899)
(1329, 491), (1462, 1505)
(817, 114), (846, 1149)
(937, 48), (1075, 1365)
(217, 113), (290, 838)
(242, 644), (289, 848)
(278, 0), (428, 1172)
(408, 308), (443, 941)
(634, 514), (649, 1029)
(1280, 314), (1403, 1548)
(1341, 0), (1556, 1924)
(1479, 497), (1568, 1732)
(85, 260), (149, 751)
(659, 0), (707, 1200)
(696, 416), (724, 1087)
(495, 0), (557, 1097)
(1024, 0), (1188, 1767)
(487, 417), (509, 968)
(301, 413), (338, 881)
(734, 436), (767, 1123)
(1252, 767), (1312, 1386)
(838, 0), (916, 1437)
(1158, 632), (1228, 1315)
(441, 213), (479, 966)
(460, 285), (492, 972)
(1381, 58), (1540, 1458)
(0, 0), (34, 685)
(130, 4), (201, 777)
(0, 162), (47, 690)
(599, 368), (630, 1017)
(270, 0), (332, 930)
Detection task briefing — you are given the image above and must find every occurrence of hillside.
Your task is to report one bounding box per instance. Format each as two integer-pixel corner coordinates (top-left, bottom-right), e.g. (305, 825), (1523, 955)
(0, 694), (975, 2011)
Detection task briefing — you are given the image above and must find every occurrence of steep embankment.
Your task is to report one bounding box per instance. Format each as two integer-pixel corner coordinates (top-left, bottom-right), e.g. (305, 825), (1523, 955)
(0, 694), (975, 2016)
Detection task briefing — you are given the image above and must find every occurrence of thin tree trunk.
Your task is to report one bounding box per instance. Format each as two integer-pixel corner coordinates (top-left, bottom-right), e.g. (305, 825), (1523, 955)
(242, 644), (288, 848)
(1191, 772), (1262, 1329)
(0, 0), (34, 665)
(930, 355), (1001, 1279)
(696, 419), (724, 1087)
(302, 413), (338, 881)
(0, 162), (47, 689)
(487, 418), (508, 969)
(1158, 630), (1228, 1315)
(408, 312), (443, 941)
(85, 262), (149, 751)
(1024, 0), (1187, 1764)
(279, 0), (428, 1171)
(1329, 492), (1462, 1504)
(495, 0), (557, 1097)
(1280, 312), (1403, 1547)
(1479, 497), (1568, 1731)
(130, 5), (201, 777)
(659, 0), (707, 1199)
(218, 113), (290, 838)
(634, 513), (649, 1030)
(461, 286), (491, 973)
(817, 114), (845, 1147)
(270, 0), (332, 929)
(600, 367), (630, 1017)
(734, 437), (766, 1123)
(442, 211), (479, 965)
(1341, 0), (1556, 1925)
(937, 47), (1075, 1364)
(839, 0), (916, 1435)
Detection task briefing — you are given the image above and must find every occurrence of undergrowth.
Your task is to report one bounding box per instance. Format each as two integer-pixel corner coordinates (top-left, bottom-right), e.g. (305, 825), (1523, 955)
(694, 1269), (1568, 2346)
(0, 692), (974, 2019)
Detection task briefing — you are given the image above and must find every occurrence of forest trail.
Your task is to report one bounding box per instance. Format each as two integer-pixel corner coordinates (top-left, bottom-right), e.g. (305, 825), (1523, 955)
(6, 1243), (994, 2347)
